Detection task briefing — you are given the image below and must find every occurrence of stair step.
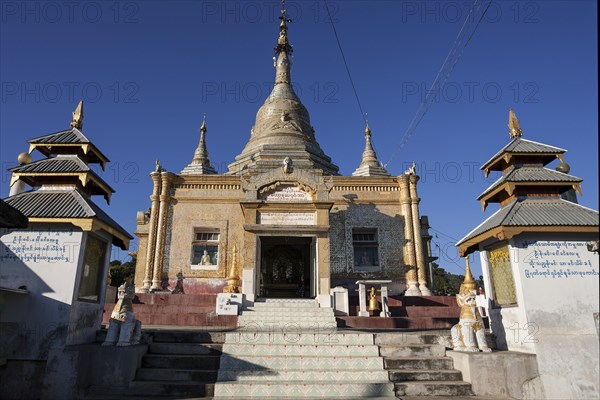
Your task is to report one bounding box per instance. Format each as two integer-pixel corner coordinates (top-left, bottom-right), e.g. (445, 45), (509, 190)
(222, 343), (380, 356)
(220, 355), (385, 370)
(379, 344), (446, 357)
(394, 381), (473, 396)
(142, 354), (220, 369)
(214, 381), (395, 397)
(225, 331), (373, 345)
(217, 369), (390, 382)
(388, 369), (463, 381)
(242, 306), (333, 315)
(135, 368), (218, 382)
(87, 381), (214, 397)
(150, 330), (226, 343)
(148, 342), (222, 355)
(374, 332), (444, 345)
(384, 356), (454, 370)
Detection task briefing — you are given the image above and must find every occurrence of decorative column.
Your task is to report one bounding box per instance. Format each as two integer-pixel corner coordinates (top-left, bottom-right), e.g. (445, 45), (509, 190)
(409, 175), (432, 296)
(399, 175), (421, 296)
(141, 170), (162, 292)
(151, 171), (171, 291)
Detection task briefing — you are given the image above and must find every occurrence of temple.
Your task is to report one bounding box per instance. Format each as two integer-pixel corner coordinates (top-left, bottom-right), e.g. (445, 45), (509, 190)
(134, 3), (435, 304)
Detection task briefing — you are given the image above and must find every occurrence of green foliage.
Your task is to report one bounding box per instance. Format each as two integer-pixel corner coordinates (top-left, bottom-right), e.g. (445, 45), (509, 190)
(108, 258), (136, 287)
(432, 268), (486, 296)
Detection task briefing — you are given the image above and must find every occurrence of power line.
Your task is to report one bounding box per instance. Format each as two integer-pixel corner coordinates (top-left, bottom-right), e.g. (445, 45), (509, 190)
(384, 0), (494, 168)
(324, 0), (366, 123)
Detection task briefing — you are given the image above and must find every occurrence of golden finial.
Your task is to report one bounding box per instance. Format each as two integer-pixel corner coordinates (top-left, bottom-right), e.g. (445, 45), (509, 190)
(155, 159), (161, 172)
(364, 113), (371, 136)
(459, 257), (477, 295)
(200, 113), (207, 133)
(508, 108), (522, 138)
(70, 100), (84, 129)
(275, 0), (292, 54)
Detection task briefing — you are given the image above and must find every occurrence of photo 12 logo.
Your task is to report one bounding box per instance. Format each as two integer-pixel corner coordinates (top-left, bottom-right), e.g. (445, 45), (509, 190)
(1, 1), (140, 24)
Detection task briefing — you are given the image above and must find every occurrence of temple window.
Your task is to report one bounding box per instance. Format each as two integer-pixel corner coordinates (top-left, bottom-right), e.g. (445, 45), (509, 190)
(191, 229), (220, 267)
(78, 234), (108, 302)
(353, 229), (380, 270)
(487, 244), (517, 306)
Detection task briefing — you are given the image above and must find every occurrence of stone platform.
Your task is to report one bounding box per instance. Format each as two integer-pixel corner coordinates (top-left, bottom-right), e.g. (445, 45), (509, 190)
(337, 295), (460, 329)
(102, 293), (237, 328)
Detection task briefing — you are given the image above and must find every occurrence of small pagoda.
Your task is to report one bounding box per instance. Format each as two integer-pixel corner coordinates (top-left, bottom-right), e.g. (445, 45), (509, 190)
(1, 102), (132, 395)
(455, 109), (598, 399)
(5, 101), (131, 248)
(457, 109), (597, 255)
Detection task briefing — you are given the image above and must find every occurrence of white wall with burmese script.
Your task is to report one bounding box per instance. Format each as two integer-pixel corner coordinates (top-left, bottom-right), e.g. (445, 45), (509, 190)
(511, 233), (599, 400)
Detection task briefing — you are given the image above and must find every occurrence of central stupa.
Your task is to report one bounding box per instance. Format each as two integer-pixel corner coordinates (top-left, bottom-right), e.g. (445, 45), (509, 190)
(227, 4), (339, 175)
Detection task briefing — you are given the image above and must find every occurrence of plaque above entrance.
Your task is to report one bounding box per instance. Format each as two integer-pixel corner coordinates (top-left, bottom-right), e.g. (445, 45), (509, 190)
(261, 185), (312, 202)
(259, 212), (316, 225)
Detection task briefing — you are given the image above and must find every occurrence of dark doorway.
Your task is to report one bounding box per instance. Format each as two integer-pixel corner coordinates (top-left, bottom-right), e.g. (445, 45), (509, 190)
(259, 236), (312, 298)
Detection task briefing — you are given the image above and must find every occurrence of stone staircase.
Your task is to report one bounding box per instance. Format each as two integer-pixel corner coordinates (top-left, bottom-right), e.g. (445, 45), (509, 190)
(375, 332), (474, 397)
(214, 299), (396, 398)
(86, 330), (225, 399)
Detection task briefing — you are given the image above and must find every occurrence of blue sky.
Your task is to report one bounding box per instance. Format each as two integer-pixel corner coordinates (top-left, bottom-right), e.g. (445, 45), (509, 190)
(1, 1), (597, 277)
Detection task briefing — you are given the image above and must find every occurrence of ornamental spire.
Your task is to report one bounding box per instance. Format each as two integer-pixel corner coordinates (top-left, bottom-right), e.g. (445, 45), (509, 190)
(274, 0), (293, 85)
(508, 108), (522, 139)
(459, 257), (477, 295)
(275, 0), (292, 55)
(70, 100), (84, 129)
(180, 114), (217, 175)
(352, 120), (390, 177)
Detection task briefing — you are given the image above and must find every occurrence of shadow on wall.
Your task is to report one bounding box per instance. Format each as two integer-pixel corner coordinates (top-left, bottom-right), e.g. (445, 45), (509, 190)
(0, 243), (70, 400)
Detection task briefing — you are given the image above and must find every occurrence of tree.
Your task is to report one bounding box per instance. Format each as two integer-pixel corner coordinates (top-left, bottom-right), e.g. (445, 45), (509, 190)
(108, 258), (136, 287)
(431, 266), (464, 296)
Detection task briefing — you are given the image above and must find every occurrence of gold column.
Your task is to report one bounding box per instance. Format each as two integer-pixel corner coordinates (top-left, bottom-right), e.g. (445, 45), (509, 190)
(151, 172), (171, 291)
(141, 171), (162, 292)
(409, 175), (432, 296)
(399, 176), (420, 296)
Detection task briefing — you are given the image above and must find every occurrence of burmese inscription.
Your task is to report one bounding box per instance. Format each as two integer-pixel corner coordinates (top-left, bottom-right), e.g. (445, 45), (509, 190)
(517, 239), (599, 279)
(259, 212), (315, 225)
(262, 186), (312, 202)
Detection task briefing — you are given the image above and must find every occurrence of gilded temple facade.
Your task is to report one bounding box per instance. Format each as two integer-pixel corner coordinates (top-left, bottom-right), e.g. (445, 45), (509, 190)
(134, 6), (434, 304)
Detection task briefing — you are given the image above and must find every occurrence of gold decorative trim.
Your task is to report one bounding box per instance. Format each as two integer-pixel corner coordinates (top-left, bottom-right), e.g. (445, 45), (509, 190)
(332, 185), (398, 192)
(173, 183), (242, 190)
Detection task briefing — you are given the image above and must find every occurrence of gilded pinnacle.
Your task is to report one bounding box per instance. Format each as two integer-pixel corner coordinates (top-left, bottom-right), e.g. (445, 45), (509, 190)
(275, 0), (292, 55)
(508, 108), (522, 138)
(70, 100), (84, 129)
(459, 257), (477, 294)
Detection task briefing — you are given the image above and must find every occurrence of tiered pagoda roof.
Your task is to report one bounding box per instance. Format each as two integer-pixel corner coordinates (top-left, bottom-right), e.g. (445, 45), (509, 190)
(457, 109), (599, 256)
(4, 101), (131, 249)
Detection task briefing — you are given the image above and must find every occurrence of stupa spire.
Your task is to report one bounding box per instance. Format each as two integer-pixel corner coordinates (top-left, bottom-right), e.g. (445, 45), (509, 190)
(459, 257), (477, 294)
(274, 0), (293, 84)
(180, 114), (217, 175)
(70, 100), (84, 129)
(226, 0), (339, 175)
(352, 120), (390, 177)
(508, 108), (522, 139)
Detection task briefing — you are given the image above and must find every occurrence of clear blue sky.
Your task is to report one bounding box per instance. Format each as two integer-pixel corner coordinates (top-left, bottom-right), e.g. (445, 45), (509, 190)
(1, 1), (597, 278)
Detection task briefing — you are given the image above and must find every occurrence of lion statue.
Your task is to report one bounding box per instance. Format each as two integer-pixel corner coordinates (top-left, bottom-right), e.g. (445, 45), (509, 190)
(449, 259), (491, 353)
(102, 282), (142, 347)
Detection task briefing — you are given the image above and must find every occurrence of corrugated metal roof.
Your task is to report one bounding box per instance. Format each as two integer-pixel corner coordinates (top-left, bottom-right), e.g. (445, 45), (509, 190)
(478, 167), (582, 199)
(9, 155), (90, 173)
(457, 198), (599, 245)
(28, 127), (90, 144)
(4, 189), (132, 241)
(481, 138), (566, 170)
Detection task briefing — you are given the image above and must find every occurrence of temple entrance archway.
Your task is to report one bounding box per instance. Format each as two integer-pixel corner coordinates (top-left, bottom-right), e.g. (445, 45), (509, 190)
(258, 236), (314, 298)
